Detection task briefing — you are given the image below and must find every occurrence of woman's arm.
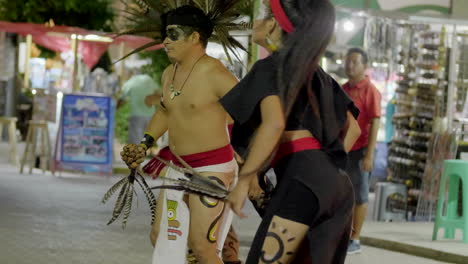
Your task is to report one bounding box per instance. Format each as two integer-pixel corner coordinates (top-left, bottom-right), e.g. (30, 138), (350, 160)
(239, 95), (285, 178)
(228, 95), (285, 217)
(343, 111), (361, 153)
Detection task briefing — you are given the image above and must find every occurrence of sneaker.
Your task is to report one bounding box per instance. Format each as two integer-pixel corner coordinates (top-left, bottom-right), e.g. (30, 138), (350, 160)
(347, 240), (362, 255)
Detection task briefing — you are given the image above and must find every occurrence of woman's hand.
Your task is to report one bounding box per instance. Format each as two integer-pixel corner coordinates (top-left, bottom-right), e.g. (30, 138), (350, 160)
(248, 175), (264, 200)
(227, 178), (251, 218)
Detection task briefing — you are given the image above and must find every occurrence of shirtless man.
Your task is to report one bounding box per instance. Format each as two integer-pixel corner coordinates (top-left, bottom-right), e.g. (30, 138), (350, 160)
(121, 5), (239, 264)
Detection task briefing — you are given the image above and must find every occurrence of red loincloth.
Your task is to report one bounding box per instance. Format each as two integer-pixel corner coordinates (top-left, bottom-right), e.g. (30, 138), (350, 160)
(143, 145), (234, 178)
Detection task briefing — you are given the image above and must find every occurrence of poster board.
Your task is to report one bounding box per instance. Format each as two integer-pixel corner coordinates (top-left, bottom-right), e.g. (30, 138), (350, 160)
(53, 94), (115, 174)
(29, 58), (47, 89)
(32, 90), (57, 122)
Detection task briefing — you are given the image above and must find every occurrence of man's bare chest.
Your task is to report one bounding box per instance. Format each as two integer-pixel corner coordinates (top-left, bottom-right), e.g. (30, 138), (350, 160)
(162, 75), (218, 112)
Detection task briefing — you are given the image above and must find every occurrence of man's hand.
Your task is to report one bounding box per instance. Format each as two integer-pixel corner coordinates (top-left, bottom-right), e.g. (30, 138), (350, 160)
(362, 153), (374, 172)
(363, 118), (380, 172)
(227, 178), (250, 218)
(120, 144), (147, 169)
(234, 151), (244, 165)
(144, 94), (160, 107)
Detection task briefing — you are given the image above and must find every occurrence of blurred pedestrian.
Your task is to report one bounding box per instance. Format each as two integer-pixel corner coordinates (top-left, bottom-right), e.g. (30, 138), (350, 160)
(118, 70), (161, 144)
(343, 48), (382, 255)
(83, 52), (119, 95)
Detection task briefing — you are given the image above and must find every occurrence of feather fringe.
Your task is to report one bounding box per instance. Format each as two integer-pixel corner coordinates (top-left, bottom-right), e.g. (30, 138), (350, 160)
(117, 0), (253, 63)
(101, 176), (128, 204)
(102, 169), (157, 228)
(121, 184), (134, 229)
(135, 174), (157, 225)
(106, 181), (130, 225)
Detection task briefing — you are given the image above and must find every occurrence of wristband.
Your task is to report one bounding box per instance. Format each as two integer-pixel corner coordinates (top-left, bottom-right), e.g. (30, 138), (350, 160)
(140, 132), (155, 149)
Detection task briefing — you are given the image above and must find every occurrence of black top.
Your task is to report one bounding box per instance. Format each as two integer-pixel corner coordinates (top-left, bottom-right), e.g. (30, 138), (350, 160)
(220, 53), (359, 169)
(222, 54), (358, 264)
(220, 55), (278, 158)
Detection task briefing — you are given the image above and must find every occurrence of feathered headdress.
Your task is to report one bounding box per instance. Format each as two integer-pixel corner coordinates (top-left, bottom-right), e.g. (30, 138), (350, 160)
(118, 0), (253, 62)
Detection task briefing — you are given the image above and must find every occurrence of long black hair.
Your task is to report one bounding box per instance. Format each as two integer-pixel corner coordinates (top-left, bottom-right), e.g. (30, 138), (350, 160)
(276, 0), (336, 119)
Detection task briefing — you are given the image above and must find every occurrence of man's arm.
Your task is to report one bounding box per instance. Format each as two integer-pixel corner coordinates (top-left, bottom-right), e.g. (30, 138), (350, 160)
(343, 111), (361, 153)
(362, 118), (380, 172)
(116, 99), (126, 110)
(211, 61), (239, 99)
(145, 109), (168, 142)
(210, 61), (238, 126)
(145, 67), (171, 141)
(362, 85), (382, 172)
(117, 80), (131, 109)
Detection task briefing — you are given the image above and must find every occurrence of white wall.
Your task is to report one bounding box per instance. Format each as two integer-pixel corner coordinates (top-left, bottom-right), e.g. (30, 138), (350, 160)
(378, 0), (450, 11)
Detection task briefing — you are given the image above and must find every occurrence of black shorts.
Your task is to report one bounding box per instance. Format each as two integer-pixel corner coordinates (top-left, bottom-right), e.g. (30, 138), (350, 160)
(275, 179), (319, 226)
(246, 150), (353, 264)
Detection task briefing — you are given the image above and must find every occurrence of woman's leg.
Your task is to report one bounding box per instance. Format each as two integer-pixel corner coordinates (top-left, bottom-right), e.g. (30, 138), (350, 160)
(247, 178), (318, 264)
(259, 215), (309, 263)
(293, 238), (312, 264)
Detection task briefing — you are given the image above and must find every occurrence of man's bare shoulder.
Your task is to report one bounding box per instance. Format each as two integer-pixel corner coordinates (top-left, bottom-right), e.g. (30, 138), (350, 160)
(199, 56), (238, 97)
(199, 56), (237, 81)
(161, 65), (174, 82)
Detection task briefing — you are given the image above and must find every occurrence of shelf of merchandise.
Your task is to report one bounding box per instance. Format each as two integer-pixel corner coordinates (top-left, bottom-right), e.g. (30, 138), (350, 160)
(387, 25), (448, 219)
(413, 28), (468, 222)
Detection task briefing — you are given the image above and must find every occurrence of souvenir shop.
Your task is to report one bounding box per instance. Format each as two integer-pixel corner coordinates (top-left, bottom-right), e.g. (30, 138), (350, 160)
(327, 6), (468, 222)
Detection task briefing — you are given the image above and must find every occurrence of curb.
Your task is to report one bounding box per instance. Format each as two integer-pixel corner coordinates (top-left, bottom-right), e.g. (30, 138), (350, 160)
(361, 236), (468, 264)
(239, 234), (468, 263)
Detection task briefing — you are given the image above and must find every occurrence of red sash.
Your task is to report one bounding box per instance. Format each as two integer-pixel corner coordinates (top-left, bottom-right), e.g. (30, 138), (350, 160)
(271, 137), (322, 167)
(143, 145), (234, 179)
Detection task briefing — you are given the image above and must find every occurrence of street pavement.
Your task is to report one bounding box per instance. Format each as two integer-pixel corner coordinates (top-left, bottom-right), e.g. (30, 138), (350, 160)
(344, 246), (449, 264)
(234, 203), (449, 263)
(239, 246), (450, 264)
(0, 142), (453, 264)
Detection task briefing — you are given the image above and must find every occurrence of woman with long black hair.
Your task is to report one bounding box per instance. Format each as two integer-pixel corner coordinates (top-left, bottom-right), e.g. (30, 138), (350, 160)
(220, 0), (361, 263)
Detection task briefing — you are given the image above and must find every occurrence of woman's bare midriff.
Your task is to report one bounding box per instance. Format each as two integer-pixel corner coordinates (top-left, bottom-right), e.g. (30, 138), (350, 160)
(280, 129), (315, 144)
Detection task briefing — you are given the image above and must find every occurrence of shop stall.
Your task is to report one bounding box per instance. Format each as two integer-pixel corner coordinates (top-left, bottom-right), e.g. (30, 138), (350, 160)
(0, 21), (163, 173)
(333, 7), (468, 222)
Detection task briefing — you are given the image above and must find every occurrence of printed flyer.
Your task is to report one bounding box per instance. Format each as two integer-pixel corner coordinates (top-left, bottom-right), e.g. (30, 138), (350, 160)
(54, 94), (114, 174)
